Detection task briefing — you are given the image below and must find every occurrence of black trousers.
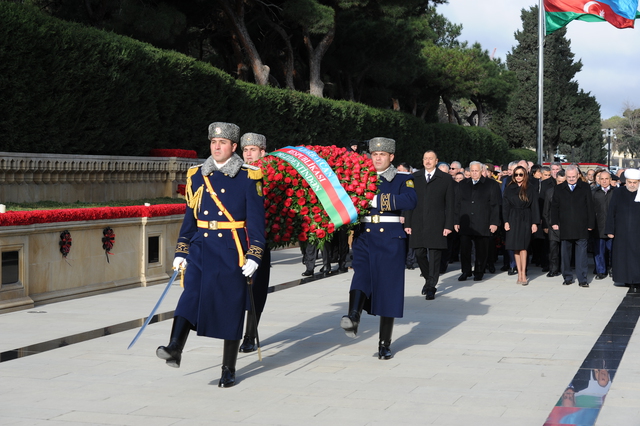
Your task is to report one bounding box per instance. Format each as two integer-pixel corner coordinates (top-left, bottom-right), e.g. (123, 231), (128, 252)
(561, 239), (588, 283)
(415, 247), (443, 291)
(548, 239), (560, 274)
(460, 234), (489, 278)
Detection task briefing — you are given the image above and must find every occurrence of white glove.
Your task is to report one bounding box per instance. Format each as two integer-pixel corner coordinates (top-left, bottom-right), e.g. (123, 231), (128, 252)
(242, 259), (259, 277)
(370, 195), (378, 209)
(173, 257), (187, 270)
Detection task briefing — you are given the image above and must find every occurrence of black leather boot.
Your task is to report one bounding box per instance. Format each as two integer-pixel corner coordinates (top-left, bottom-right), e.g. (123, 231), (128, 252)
(219, 339), (241, 388)
(378, 316), (394, 360)
(239, 311), (261, 353)
(156, 316), (191, 368)
(340, 290), (366, 338)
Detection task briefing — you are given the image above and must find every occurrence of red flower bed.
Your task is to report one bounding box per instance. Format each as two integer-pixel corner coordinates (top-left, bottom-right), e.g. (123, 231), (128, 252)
(0, 204), (186, 227)
(149, 149), (198, 159)
(257, 145), (377, 249)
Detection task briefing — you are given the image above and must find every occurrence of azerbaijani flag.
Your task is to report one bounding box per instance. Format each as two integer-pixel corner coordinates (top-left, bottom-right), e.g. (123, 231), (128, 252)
(545, 0), (640, 34)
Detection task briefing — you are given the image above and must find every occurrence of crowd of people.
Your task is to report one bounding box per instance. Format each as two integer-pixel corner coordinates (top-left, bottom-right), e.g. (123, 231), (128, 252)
(400, 154), (640, 293)
(156, 125), (640, 387)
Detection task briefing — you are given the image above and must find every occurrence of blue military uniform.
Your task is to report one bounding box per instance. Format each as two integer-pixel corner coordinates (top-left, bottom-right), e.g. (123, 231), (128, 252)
(340, 135), (417, 361)
(351, 168), (417, 317)
(174, 153), (266, 340)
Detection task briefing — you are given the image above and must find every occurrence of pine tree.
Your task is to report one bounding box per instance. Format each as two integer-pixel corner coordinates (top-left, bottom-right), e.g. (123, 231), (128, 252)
(492, 6), (602, 162)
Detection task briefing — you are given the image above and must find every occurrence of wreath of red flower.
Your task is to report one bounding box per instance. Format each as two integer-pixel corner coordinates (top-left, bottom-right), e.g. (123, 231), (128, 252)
(59, 230), (72, 258)
(257, 145), (378, 249)
(102, 227), (115, 262)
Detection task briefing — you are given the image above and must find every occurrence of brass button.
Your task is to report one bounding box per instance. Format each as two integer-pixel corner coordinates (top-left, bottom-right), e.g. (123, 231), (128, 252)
(221, 188), (226, 193)
(366, 229), (371, 233)
(218, 233), (223, 237)
(218, 211), (223, 216)
(379, 228), (384, 232)
(204, 232), (209, 237)
(204, 210), (209, 215)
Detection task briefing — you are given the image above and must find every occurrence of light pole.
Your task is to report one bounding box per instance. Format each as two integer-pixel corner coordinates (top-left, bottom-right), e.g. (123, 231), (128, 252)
(602, 128), (616, 169)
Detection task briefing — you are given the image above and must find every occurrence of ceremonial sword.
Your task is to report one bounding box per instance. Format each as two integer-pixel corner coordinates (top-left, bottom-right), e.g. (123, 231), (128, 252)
(247, 275), (262, 361)
(127, 268), (180, 350)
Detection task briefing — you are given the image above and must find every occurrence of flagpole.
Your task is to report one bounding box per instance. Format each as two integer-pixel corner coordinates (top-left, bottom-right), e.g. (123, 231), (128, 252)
(537, 0), (544, 165)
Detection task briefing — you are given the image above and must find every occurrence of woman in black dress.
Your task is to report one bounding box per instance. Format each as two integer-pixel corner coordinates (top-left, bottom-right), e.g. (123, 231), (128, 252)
(503, 166), (540, 285)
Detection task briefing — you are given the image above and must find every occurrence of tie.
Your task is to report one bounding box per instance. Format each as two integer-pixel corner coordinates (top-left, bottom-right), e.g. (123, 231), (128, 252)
(603, 187), (609, 193)
(426, 173), (431, 183)
(570, 184), (575, 192)
(473, 180), (478, 185)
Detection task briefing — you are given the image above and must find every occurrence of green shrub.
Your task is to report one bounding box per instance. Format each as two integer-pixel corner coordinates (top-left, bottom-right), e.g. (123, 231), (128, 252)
(0, 2), (510, 168)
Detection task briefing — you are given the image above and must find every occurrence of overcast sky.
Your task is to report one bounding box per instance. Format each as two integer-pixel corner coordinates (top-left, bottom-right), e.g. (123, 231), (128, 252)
(437, 1), (640, 120)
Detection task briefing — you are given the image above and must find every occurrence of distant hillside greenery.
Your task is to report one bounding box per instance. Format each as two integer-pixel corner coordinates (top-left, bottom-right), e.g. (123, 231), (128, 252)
(0, 2), (514, 167)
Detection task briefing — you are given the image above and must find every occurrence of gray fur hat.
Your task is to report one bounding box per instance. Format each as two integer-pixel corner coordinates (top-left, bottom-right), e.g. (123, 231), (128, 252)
(368, 137), (396, 154)
(240, 133), (267, 150)
(208, 122), (240, 143)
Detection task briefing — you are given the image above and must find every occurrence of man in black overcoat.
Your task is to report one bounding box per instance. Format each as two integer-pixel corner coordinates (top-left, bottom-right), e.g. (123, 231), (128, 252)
(605, 168), (640, 292)
(591, 170), (615, 280)
(454, 161), (501, 282)
(550, 165), (595, 287)
(404, 150), (454, 300)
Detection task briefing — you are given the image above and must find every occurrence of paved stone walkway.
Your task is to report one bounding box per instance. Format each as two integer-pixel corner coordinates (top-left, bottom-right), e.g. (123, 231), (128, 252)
(1, 248), (638, 425)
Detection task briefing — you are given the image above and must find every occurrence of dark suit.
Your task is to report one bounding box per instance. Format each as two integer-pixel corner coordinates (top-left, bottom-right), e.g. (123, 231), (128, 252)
(550, 180), (595, 284)
(404, 168), (454, 294)
(592, 185), (615, 274)
(542, 186), (561, 274)
(454, 176), (501, 279)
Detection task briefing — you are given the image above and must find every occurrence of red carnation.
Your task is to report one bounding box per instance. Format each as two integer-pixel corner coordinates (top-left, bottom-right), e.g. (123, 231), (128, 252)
(296, 189), (305, 198)
(315, 229), (326, 239)
(284, 198), (293, 207)
(312, 206), (321, 214)
(298, 232), (308, 241)
(297, 198), (306, 206)
(300, 206), (309, 215)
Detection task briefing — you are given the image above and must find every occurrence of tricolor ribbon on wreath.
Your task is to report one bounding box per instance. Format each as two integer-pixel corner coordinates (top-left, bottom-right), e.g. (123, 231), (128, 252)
(270, 146), (359, 228)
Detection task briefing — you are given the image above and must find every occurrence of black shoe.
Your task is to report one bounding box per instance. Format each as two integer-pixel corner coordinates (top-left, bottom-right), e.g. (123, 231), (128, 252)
(507, 268), (518, 276)
(425, 290), (435, 300)
(218, 366), (236, 388)
(563, 279), (575, 285)
(595, 273), (607, 280)
(458, 273), (470, 281)
(219, 339), (240, 388)
(340, 314), (359, 338)
(541, 267), (550, 273)
(338, 266), (349, 273)
(238, 336), (257, 353)
(500, 265), (510, 271)
(473, 275), (483, 281)
(487, 265), (496, 274)
(156, 316), (191, 368)
(579, 282), (589, 288)
(421, 284), (428, 295)
(301, 270), (314, 277)
(547, 271), (561, 277)
(406, 265), (415, 270)
(378, 342), (392, 360)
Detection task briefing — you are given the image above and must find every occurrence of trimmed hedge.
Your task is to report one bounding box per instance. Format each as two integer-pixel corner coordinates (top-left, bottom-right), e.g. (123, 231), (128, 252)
(0, 2), (510, 166)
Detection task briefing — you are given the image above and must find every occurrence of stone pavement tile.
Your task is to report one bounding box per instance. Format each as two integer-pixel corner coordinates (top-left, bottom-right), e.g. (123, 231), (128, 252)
(51, 411), (180, 426)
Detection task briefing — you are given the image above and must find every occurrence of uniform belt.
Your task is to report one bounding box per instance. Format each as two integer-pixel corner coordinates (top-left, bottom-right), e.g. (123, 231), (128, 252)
(197, 220), (246, 230)
(361, 215), (401, 223)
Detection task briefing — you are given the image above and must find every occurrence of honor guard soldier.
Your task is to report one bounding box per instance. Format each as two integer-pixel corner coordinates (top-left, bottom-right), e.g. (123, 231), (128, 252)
(340, 137), (417, 359)
(239, 132), (270, 353)
(156, 122), (266, 388)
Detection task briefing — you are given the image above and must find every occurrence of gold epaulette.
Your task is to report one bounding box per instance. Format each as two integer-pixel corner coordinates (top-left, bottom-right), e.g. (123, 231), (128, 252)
(243, 164), (263, 180)
(186, 165), (200, 178)
(185, 165), (203, 218)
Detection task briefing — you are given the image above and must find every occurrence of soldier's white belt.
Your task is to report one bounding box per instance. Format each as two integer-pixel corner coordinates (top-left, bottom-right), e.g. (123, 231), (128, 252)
(361, 215), (401, 223)
(196, 220), (246, 230)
